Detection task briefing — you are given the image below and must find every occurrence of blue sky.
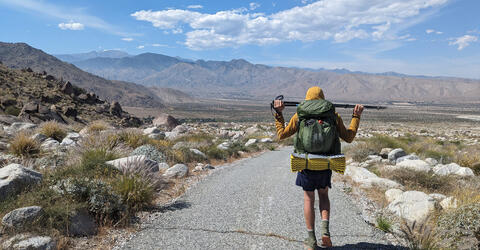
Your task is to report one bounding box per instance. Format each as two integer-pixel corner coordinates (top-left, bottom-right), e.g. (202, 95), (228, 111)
(1, 0), (479, 78)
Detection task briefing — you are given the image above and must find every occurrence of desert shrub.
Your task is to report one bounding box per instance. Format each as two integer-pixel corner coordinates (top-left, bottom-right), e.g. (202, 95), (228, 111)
(345, 142), (376, 162)
(114, 129), (152, 148)
(39, 121), (67, 141)
(151, 139), (174, 152)
(202, 146), (228, 160)
(400, 219), (439, 250)
(376, 215), (392, 232)
(437, 203), (480, 249)
(9, 132), (40, 157)
(130, 144), (165, 163)
(167, 148), (205, 164)
(79, 132), (124, 152)
(366, 135), (407, 153)
(174, 133), (214, 144)
(5, 106), (20, 116)
(383, 169), (454, 193)
(85, 120), (110, 134)
(79, 148), (118, 176)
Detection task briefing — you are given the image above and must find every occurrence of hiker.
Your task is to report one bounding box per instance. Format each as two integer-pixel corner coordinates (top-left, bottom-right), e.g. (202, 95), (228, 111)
(273, 86), (363, 249)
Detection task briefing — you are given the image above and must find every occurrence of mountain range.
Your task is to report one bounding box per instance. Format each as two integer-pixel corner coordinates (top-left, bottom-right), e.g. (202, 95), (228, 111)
(70, 52), (480, 103)
(55, 50), (131, 63)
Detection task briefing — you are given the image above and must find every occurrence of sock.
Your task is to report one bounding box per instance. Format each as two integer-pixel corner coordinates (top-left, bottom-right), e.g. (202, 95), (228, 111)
(321, 220), (330, 237)
(307, 229), (316, 240)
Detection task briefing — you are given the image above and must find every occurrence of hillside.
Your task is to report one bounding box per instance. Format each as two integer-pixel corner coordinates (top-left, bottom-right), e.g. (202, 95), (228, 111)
(0, 42), (164, 108)
(72, 53), (480, 103)
(0, 64), (141, 126)
(55, 50), (130, 63)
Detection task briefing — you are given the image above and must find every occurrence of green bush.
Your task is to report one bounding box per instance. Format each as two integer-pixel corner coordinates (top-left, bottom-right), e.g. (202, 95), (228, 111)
(376, 215), (392, 232)
(5, 106), (20, 116)
(79, 148), (118, 176)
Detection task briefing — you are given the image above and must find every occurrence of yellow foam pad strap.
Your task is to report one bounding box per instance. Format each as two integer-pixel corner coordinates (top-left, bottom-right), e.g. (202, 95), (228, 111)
(290, 154), (346, 174)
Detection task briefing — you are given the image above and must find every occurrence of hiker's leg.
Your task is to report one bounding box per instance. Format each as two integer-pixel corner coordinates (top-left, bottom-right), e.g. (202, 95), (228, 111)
(318, 187), (330, 220)
(303, 191), (315, 230)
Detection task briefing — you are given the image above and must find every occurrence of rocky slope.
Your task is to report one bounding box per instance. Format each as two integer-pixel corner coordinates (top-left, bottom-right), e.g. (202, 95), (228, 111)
(73, 52), (480, 103)
(0, 42), (163, 108)
(0, 64), (141, 126)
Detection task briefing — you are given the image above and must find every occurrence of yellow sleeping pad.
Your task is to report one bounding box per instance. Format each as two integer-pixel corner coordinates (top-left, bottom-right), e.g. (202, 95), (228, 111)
(290, 153), (346, 174)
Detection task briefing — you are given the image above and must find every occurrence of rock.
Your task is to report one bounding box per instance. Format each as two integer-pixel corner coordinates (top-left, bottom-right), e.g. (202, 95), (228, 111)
(395, 160), (431, 172)
(110, 101), (122, 117)
(424, 158), (438, 166)
(2, 206), (43, 229)
(433, 163), (475, 177)
(163, 164), (188, 178)
(41, 139), (60, 151)
(62, 106), (77, 117)
(385, 189), (404, 203)
(0, 142), (8, 151)
(245, 139), (257, 147)
(395, 154), (420, 164)
(0, 115), (24, 126)
(31, 133), (48, 143)
(65, 132), (81, 141)
(2, 234), (56, 250)
(165, 131), (179, 140)
(68, 209), (97, 237)
(130, 145), (165, 163)
(21, 102), (38, 113)
(440, 196), (458, 210)
(260, 138), (273, 143)
(61, 81), (74, 95)
(193, 163), (214, 172)
(8, 122), (37, 132)
(153, 114), (179, 130)
(429, 193), (447, 202)
(0, 164), (42, 202)
(60, 137), (76, 147)
(148, 132), (165, 140)
(190, 148), (207, 159)
(217, 142), (231, 150)
(143, 127), (160, 135)
(171, 124), (188, 134)
(344, 165), (402, 189)
(379, 148), (393, 159)
(158, 162), (170, 170)
(387, 191), (435, 223)
(388, 148), (407, 163)
(365, 155), (382, 164)
(245, 126), (260, 135)
(106, 155), (159, 172)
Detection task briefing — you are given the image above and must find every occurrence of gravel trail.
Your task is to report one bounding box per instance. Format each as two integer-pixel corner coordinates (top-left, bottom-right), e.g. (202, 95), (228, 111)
(118, 147), (402, 249)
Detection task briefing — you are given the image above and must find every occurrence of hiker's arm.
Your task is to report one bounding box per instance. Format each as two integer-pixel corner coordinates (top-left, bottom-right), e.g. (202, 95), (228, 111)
(336, 105), (363, 143)
(274, 112), (298, 140)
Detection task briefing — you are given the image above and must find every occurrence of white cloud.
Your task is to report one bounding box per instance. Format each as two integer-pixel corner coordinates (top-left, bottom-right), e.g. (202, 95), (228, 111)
(449, 35), (478, 50)
(426, 29), (435, 34)
(122, 37), (133, 42)
(436, 31), (443, 34)
(137, 45), (145, 49)
(187, 5), (203, 9)
(58, 21), (84, 30)
(426, 29), (442, 34)
(249, 2), (260, 10)
(132, 0), (449, 50)
(152, 43), (167, 47)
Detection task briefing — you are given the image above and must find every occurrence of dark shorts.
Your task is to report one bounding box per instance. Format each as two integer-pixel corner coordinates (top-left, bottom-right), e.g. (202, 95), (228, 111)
(296, 169), (332, 191)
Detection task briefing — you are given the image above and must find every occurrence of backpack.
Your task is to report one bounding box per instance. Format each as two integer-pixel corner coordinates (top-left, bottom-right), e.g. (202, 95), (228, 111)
(294, 99), (341, 155)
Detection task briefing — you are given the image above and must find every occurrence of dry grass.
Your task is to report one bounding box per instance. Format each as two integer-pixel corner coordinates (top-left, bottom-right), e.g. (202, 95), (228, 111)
(86, 120), (110, 134)
(399, 219), (439, 250)
(380, 168), (455, 194)
(39, 121), (67, 141)
(9, 132), (40, 157)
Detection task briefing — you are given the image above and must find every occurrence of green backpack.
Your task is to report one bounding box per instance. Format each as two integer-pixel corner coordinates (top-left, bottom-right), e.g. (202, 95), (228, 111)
(294, 99), (341, 155)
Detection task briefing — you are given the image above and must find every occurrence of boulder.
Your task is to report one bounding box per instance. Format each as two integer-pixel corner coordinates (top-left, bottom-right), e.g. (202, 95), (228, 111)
(424, 158), (438, 166)
(387, 191), (435, 223)
(379, 148), (393, 159)
(106, 155), (159, 172)
(21, 102), (38, 113)
(433, 163), (475, 177)
(193, 163), (214, 172)
(395, 154), (420, 164)
(245, 139), (257, 147)
(345, 165), (402, 189)
(143, 127), (160, 135)
(31, 133), (48, 143)
(440, 196), (458, 210)
(260, 138), (273, 143)
(41, 139), (60, 151)
(109, 101), (122, 117)
(67, 209), (97, 237)
(385, 189), (404, 203)
(65, 132), (81, 141)
(158, 162), (170, 170)
(217, 142), (231, 150)
(60, 138), (76, 147)
(8, 122), (37, 132)
(62, 106), (77, 117)
(163, 164), (188, 178)
(245, 126), (260, 135)
(365, 155), (382, 164)
(165, 131), (179, 140)
(2, 234), (56, 250)
(129, 145), (165, 163)
(171, 124), (188, 134)
(395, 160), (431, 172)
(148, 132), (165, 140)
(388, 148), (407, 163)
(61, 81), (74, 95)
(153, 114), (179, 130)
(190, 148), (207, 159)
(429, 193), (447, 202)
(2, 206), (43, 229)
(0, 164), (42, 202)
(0, 142), (8, 151)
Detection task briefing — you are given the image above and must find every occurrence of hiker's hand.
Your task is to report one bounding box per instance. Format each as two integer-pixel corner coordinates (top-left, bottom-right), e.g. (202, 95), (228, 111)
(353, 104), (364, 117)
(274, 100), (285, 113)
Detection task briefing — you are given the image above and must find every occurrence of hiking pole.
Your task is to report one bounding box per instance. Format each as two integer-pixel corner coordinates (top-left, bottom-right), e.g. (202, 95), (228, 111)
(270, 95), (387, 115)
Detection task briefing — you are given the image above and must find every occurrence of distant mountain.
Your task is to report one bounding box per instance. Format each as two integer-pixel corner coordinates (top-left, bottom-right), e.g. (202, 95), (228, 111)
(149, 87), (194, 104)
(55, 50), (130, 63)
(71, 52), (480, 104)
(0, 42), (163, 108)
